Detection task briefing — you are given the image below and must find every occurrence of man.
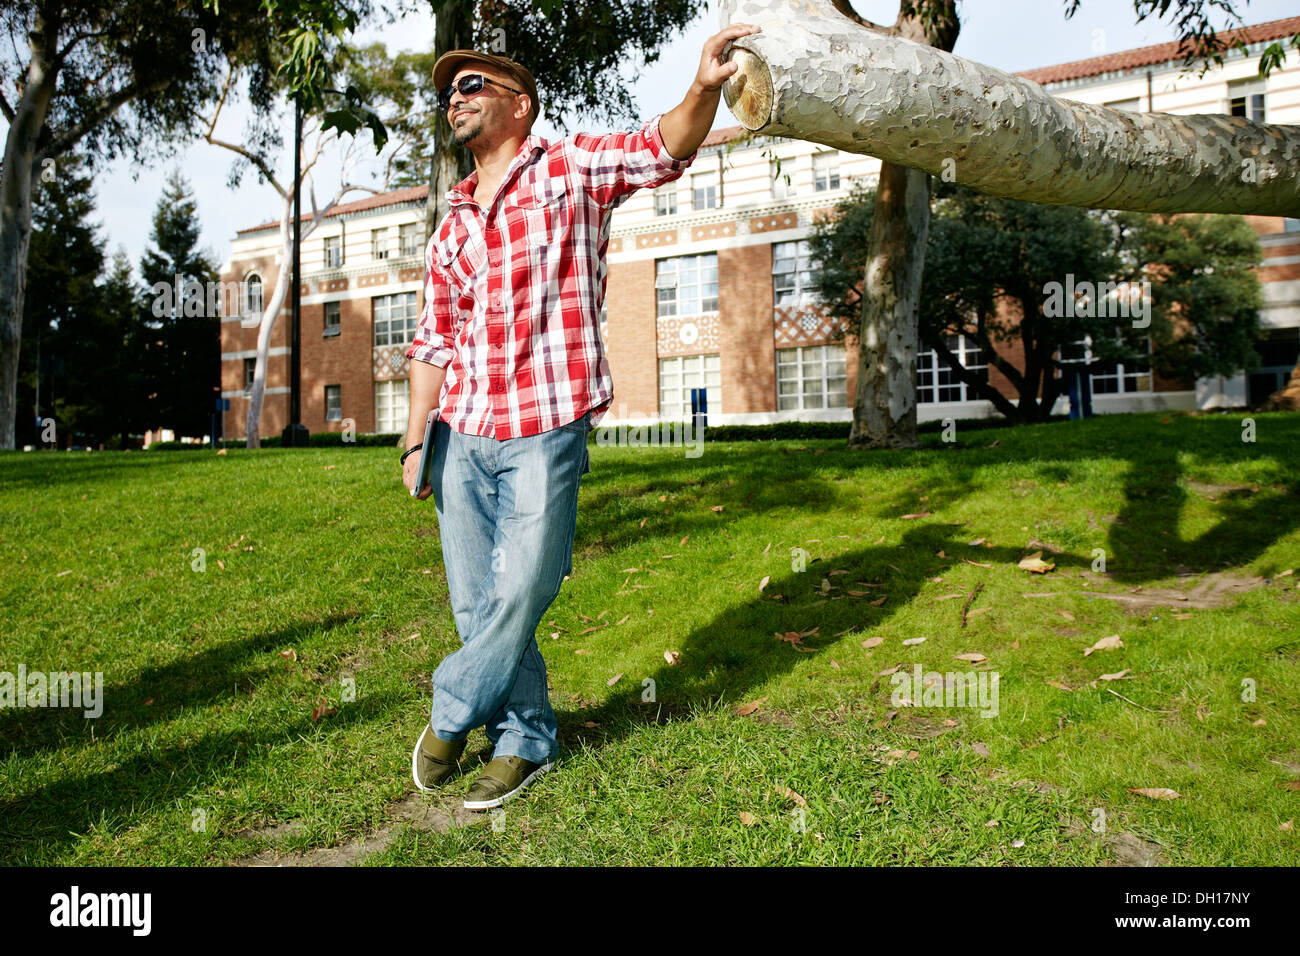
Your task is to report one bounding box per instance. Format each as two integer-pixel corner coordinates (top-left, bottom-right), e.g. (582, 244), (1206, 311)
(402, 22), (760, 811)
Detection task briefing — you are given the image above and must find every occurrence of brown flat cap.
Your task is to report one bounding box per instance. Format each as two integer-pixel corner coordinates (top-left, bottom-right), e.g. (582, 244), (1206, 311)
(433, 50), (540, 126)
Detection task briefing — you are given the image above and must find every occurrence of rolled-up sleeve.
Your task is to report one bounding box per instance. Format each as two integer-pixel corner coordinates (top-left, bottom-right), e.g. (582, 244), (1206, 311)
(406, 241), (458, 369)
(572, 112), (697, 208)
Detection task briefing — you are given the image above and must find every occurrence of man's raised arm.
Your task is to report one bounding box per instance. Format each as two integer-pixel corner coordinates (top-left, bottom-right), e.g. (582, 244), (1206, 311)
(659, 23), (762, 161)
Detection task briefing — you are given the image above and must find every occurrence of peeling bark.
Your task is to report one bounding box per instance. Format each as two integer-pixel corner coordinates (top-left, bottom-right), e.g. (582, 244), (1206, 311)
(720, 0), (1300, 217)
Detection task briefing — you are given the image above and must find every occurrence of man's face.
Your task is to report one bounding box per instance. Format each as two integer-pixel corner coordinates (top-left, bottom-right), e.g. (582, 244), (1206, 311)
(447, 66), (528, 147)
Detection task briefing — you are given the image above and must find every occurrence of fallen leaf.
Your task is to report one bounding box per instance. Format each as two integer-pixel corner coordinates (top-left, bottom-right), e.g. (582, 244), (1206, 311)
(972, 742), (990, 757)
(901, 512), (932, 520)
(869, 596), (887, 606)
(311, 700), (337, 722)
(1253, 718), (1267, 727)
(710, 505), (724, 513)
(606, 673), (623, 686)
(738, 811), (758, 826)
(758, 575), (770, 593)
(861, 637), (884, 649)
(954, 652), (987, 663)
(1084, 635), (1124, 656)
(1018, 551), (1055, 574)
(679, 534), (689, 546)
(664, 650), (681, 665)
(784, 787), (807, 808)
(279, 649), (298, 662)
(1045, 680), (1074, 691)
(963, 558), (993, 568)
(735, 697), (769, 716)
(1056, 610), (1075, 622)
(1280, 819), (1294, 831)
(878, 664), (901, 676)
(1128, 787), (1182, 800)
(969, 537), (986, 546)
(1098, 669), (1131, 681)
(1281, 782), (1300, 791)
(573, 649), (591, 656)
(902, 637), (925, 646)
(985, 819), (1000, 827)
(583, 720), (600, 728)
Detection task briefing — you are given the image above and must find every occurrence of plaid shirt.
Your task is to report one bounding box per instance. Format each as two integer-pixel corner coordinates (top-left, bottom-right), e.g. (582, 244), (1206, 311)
(406, 112), (697, 440)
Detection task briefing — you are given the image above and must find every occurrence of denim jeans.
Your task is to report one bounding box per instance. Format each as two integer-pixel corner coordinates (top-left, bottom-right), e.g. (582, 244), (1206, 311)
(427, 411), (591, 765)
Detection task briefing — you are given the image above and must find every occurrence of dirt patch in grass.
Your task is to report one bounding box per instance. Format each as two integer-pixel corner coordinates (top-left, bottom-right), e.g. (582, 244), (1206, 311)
(230, 791), (486, 867)
(1082, 571), (1266, 614)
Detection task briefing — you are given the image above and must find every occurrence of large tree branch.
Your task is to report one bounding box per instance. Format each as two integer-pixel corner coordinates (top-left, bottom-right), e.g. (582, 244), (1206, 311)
(720, 0), (1300, 216)
(34, 76), (168, 165)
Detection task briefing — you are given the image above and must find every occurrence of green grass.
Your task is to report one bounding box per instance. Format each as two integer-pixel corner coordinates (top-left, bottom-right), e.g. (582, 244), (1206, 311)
(1, 410), (1298, 866)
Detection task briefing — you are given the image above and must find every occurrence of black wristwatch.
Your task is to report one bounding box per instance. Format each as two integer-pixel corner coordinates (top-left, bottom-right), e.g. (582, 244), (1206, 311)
(400, 443), (422, 466)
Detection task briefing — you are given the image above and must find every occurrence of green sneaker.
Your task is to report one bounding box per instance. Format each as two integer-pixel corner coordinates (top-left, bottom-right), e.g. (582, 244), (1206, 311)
(411, 724), (466, 792)
(463, 755), (554, 811)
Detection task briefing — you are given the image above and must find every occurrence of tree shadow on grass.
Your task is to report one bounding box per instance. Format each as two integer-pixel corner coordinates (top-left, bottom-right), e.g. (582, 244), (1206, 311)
(555, 413), (1300, 755)
(0, 610), (363, 760)
(0, 687), (403, 863)
(555, 524), (1048, 755)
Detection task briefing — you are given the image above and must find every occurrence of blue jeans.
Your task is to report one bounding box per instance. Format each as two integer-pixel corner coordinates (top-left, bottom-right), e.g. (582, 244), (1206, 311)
(427, 411), (591, 765)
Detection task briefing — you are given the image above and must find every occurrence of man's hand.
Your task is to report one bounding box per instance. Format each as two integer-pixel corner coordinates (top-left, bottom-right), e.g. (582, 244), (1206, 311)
(661, 23), (761, 160)
(695, 22), (761, 92)
(404, 451), (433, 500)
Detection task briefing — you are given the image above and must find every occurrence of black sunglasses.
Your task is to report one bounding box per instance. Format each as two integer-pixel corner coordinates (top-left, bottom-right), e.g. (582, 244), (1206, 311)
(438, 74), (525, 112)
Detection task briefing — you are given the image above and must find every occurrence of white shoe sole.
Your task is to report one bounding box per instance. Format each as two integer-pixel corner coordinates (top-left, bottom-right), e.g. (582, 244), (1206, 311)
(463, 761), (554, 811)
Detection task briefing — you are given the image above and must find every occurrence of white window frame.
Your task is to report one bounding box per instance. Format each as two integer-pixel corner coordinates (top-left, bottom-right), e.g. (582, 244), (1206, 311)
(655, 253), (718, 318)
(1059, 334), (1153, 395)
(1228, 79), (1265, 121)
(371, 227), (390, 261)
(654, 185), (677, 217)
(776, 345), (846, 410)
(323, 235), (343, 268)
(373, 291), (419, 347)
(244, 273), (264, 320)
(399, 223), (422, 257)
(812, 151), (840, 192)
(772, 240), (820, 308)
(771, 158), (797, 200)
(325, 384), (342, 422)
(375, 378), (410, 433)
(324, 300), (341, 337)
(692, 171), (718, 211)
(916, 334), (988, 404)
(659, 353), (721, 419)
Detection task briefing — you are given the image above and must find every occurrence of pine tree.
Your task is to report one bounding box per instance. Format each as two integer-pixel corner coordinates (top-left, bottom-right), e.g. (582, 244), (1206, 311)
(138, 169), (221, 440)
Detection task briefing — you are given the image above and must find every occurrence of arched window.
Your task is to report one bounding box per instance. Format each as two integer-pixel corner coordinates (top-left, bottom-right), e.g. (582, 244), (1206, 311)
(245, 274), (264, 319)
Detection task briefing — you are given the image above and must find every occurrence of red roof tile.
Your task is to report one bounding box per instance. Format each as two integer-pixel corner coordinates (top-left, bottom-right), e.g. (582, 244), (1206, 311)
(1016, 15), (1300, 85)
(236, 184), (430, 235)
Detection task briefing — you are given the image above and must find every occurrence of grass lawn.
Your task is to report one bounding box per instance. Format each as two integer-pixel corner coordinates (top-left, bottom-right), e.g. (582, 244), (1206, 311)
(1, 410), (1297, 866)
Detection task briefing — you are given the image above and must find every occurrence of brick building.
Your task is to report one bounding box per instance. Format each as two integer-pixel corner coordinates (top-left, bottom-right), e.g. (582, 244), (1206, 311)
(219, 15), (1300, 438)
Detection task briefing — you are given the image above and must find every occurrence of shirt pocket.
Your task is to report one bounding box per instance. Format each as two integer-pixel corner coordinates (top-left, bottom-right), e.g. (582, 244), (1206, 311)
(435, 227), (484, 291)
(505, 178), (570, 248)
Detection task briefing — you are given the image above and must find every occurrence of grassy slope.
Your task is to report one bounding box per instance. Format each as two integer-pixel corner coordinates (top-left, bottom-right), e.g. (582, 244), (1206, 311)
(0, 411), (1296, 865)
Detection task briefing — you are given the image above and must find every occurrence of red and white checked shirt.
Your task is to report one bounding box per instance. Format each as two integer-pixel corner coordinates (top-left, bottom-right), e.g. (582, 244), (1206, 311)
(406, 112), (698, 440)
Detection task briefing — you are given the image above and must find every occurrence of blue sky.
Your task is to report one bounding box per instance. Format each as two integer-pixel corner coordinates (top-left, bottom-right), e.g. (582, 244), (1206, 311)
(75, 0), (1300, 274)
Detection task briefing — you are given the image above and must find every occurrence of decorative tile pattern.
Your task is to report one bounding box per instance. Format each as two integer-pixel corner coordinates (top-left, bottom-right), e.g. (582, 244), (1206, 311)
(635, 229), (679, 249)
(750, 212), (798, 233)
(774, 304), (847, 347)
(657, 312), (720, 357)
(691, 222), (737, 242)
(373, 346), (410, 381)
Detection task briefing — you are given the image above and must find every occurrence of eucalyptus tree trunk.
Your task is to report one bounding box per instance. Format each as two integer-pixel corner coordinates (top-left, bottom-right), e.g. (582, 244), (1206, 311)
(0, 10), (59, 451)
(426, 2), (477, 241)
